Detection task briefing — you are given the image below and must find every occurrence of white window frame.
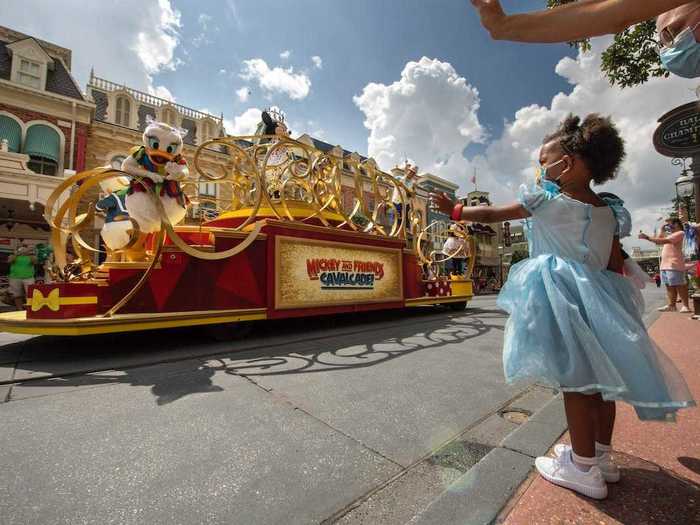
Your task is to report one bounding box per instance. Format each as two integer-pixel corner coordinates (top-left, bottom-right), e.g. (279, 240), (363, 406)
(198, 181), (217, 197)
(159, 105), (181, 128)
(115, 97), (131, 127)
(24, 120), (66, 176)
(18, 58), (42, 89)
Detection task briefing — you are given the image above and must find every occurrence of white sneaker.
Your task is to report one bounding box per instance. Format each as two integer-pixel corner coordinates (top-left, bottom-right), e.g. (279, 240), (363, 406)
(680, 306), (691, 313)
(553, 444), (620, 483)
(535, 451), (608, 499)
(658, 305), (677, 312)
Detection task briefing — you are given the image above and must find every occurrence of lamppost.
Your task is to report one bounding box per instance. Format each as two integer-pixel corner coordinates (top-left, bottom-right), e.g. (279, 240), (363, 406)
(675, 160), (700, 313)
(674, 156), (700, 221)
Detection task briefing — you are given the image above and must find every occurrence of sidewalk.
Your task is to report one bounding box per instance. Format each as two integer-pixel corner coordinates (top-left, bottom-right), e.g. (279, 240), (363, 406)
(497, 313), (700, 525)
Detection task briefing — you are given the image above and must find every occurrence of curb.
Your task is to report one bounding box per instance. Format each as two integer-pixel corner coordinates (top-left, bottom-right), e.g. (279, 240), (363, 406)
(409, 395), (567, 525)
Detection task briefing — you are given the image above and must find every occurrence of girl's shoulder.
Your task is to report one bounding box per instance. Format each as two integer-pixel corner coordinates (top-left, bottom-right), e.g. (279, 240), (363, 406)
(598, 194), (632, 238)
(517, 182), (560, 213)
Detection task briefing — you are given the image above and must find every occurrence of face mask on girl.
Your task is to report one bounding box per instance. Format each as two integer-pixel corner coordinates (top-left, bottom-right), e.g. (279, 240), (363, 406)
(660, 23), (700, 79)
(536, 159), (566, 197)
(537, 158), (566, 183)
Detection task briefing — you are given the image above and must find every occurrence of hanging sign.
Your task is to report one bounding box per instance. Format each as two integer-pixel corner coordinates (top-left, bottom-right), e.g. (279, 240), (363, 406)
(653, 101), (700, 158)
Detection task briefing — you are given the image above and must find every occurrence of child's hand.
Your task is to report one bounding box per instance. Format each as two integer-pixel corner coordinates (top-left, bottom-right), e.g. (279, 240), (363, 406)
(430, 192), (456, 216)
(638, 232), (649, 241)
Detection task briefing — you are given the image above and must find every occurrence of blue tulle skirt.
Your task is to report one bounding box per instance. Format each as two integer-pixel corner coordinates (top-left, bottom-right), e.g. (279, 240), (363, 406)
(497, 254), (696, 421)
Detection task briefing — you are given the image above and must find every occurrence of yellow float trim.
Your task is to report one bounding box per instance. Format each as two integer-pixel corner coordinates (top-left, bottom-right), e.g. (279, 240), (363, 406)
(0, 308), (267, 336)
(216, 203), (345, 224)
(27, 289), (98, 313)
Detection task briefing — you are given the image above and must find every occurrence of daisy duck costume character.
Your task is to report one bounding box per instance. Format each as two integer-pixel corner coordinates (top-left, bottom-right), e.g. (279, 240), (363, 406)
(121, 117), (190, 256)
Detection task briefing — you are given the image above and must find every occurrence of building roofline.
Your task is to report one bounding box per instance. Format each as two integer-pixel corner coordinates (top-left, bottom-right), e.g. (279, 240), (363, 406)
(0, 78), (94, 109)
(0, 26), (72, 68)
(88, 73), (223, 124)
(417, 173), (459, 190)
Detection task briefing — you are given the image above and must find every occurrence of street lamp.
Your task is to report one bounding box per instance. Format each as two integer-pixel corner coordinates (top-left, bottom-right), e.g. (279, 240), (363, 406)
(676, 172), (695, 199)
(676, 171), (696, 222)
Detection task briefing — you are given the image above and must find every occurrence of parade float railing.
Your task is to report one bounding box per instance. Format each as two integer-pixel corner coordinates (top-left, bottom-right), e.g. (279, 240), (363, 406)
(43, 134), (475, 317)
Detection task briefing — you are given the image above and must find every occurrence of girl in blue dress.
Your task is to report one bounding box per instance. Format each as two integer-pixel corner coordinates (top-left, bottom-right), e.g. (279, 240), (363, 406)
(432, 114), (695, 500)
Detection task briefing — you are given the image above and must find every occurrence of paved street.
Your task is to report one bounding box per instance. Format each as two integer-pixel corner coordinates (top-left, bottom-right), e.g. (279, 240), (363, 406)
(0, 288), (666, 525)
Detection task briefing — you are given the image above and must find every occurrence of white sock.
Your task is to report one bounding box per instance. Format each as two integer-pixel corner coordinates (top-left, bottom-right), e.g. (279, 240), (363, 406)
(571, 451), (597, 472)
(595, 442), (612, 457)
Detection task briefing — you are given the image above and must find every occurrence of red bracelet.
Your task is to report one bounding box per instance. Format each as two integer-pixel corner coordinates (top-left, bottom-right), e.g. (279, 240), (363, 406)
(451, 203), (464, 222)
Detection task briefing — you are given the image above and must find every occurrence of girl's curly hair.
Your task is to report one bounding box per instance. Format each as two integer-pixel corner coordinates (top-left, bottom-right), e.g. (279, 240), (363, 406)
(543, 114), (626, 184)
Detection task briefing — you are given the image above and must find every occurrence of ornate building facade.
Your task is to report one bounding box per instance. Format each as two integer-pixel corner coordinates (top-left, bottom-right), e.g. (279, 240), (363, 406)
(0, 25), (93, 272)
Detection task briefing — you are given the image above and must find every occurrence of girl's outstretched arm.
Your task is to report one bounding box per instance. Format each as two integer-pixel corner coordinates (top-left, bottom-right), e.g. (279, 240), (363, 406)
(470, 0), (691, 43)
(430, 192), (529, 222)
(458, 202), (530, 223)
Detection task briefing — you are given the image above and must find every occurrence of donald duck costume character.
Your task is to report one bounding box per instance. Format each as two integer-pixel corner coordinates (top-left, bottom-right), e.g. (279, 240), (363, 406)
(95, 174), (132, 261)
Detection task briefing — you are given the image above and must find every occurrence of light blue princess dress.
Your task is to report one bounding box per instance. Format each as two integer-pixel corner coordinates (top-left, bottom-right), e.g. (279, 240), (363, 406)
(497, 183), (695, 421)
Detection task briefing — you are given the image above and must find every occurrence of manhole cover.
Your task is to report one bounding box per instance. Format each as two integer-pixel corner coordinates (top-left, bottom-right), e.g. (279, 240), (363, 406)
(499, 409), (531, 425)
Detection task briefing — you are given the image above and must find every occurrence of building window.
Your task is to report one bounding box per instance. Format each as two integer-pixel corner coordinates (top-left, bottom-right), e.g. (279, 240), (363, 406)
(199, 181), (217, 197)
(24, 124), (61, 176)
(18, 59), (41, 89)
(0, 115), (22, 152)
(162, 107), (179, 127)
(110, 155), (127, 170)
(27, 156), (58, 176)
(197, 201), (219, 220)
(115, 97), (130, 127)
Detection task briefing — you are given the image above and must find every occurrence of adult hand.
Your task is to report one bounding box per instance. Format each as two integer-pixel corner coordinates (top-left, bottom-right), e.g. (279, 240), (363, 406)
(638, 232), (649, 240)
(471, 0), (507, 39)
(430, 192), (456, 216)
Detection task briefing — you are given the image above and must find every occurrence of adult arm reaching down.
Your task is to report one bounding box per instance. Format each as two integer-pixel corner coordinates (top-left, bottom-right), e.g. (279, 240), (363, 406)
(470, 0), (695, 43)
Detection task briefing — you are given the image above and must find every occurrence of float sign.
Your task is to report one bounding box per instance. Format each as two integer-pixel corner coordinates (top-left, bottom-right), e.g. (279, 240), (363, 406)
(653, 101), (700, 158)
(274, 236), (402, 309)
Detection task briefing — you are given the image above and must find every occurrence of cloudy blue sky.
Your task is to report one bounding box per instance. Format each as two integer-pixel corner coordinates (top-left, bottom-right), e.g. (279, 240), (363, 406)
(5, 0), (698, 247)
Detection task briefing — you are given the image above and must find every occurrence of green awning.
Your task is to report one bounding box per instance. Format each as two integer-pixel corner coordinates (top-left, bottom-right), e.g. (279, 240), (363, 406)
(24, 124), (60, 163)
(0, 115), (22, 153)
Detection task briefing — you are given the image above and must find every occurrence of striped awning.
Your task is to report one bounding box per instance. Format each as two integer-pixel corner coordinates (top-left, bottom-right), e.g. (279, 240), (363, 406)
(0, 115), (22, 153)
(24, 124), (60, 163)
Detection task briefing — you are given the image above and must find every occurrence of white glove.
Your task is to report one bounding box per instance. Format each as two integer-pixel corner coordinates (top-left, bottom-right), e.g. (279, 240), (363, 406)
(165, 161), (188, 180)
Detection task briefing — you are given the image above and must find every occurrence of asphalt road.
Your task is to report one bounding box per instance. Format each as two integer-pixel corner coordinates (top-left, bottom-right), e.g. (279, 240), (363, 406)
(0, 287), (667, 525)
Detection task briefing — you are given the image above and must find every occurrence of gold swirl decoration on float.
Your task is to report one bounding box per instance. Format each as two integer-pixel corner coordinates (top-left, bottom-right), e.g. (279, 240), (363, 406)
(43, 134), (474, 316)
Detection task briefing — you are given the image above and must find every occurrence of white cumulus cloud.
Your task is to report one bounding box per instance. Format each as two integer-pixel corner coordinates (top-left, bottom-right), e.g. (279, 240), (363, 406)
(1, 0), (182, 97)
(473, 38), (697, 249)
(240, 58), (311, 100)
(355, 47), (697, 251)
(280, 50), (291, 60)
(133, 0), (182, 74)
(311, 55), (323, 69)
(354, 56), (485, 175)
(224, 108), (262, 136)
(236, 87), (250, 102)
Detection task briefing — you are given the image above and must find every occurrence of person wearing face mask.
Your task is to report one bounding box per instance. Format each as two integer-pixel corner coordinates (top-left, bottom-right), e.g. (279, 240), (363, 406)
(640, 217), (692, 312)
(431, 113), (695, 500)
(470, 1), (700, 79)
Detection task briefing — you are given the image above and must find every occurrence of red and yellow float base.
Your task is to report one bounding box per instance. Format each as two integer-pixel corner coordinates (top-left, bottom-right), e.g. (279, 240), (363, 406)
(0, 133), (474, 336)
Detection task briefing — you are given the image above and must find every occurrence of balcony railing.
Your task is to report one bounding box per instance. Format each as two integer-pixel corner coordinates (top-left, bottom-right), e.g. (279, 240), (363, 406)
(88, 74), (223, 124)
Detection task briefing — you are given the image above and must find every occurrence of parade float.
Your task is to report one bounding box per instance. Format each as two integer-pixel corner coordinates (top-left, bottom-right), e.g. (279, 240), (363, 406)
(0, 110), (475, 336)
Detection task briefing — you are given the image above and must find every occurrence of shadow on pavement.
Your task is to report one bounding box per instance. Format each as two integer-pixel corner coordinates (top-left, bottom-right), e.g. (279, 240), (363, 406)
(678, 456), (700, 477)
(588, 453), (700, 525)
(2, 306), (506, 405)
